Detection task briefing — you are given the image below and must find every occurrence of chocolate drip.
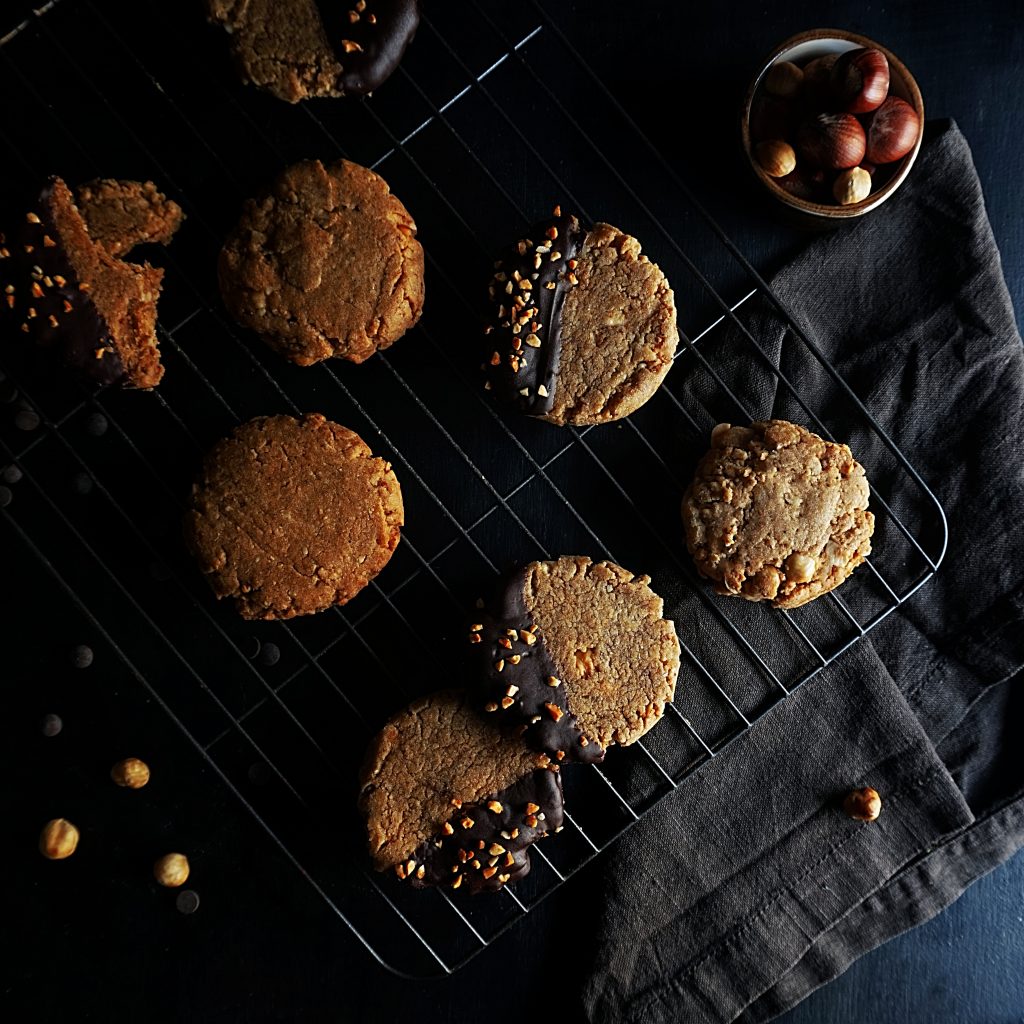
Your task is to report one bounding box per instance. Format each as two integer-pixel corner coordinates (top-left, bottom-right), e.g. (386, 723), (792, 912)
(399, 768), (564, 894)
(483, 210), (586, 416)
(0, 181), (126, 387)
(470, 569), (605, 765)
(318, 0), (420, 96)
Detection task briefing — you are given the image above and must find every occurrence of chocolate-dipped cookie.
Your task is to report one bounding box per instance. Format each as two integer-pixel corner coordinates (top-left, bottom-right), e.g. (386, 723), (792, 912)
(219, 158), (424, 366)
(184, 413), (403, 620)
(0, 177), (166, 389)
(683, 420), (875, 608)
(206, 0), (420, 103)
(359, 690), (563, 894)
(75, 179), (184, 257)
(470, 557), (681, 762)
(484, 209), (678, 426)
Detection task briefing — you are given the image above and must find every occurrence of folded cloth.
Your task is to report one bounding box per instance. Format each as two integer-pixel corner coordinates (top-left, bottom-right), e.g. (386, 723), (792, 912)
(583, 121), (1024, 1024)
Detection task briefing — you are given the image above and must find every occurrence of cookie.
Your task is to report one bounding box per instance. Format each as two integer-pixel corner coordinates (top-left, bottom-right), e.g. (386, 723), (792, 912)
(358, 689), (563, 893)
(471, 557), (680, 762)
(682, 420), (875, 608)
(184, 413), (403, 620)
(75, 179), (184, 257)
(219, 159), (424, 366)
(0, 177), (166, 389)
(484, 209), (678, 426)
(206, 0), (420, 103)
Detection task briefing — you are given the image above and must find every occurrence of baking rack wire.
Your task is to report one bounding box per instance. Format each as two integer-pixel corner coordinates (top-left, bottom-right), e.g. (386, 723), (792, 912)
(0, 1), (946, 976)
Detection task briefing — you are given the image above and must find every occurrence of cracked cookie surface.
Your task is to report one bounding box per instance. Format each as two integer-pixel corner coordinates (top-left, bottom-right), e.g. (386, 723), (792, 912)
(218, 158), (424, 366)
(184, 413), (403, 620)
(682, 420), (874, 609)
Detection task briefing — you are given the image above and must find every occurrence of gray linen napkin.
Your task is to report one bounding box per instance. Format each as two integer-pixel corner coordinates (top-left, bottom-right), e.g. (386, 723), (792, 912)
(583, 121), (1024, 1023)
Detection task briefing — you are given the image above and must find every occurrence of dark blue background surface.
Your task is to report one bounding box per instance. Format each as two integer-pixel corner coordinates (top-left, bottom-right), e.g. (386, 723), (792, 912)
(2, 2), (1022, 1021)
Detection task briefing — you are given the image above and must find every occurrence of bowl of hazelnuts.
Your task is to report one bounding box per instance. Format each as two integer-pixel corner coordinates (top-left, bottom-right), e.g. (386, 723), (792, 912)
(742, 29), (924, 220)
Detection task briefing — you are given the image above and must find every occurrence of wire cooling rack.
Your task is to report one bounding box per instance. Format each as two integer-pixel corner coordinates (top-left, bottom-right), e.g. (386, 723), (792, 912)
(0, 0), (946, 977)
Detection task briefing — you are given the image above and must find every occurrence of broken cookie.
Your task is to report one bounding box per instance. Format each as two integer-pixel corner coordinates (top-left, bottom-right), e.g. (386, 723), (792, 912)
(0, 177), (169, 389)
(75, 179), (184, 257)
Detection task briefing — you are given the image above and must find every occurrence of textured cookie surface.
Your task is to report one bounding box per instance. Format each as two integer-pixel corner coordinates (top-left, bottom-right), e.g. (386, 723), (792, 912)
(219, 158), (424, 366)
(184, 413), (403, 619)
(0, 177), (165, 388)
(484, 211), (677, 426)
(206, 0), (420, 103)
(75, 179), (184, 257)
(682, 420), (875, 608)
(473, 557), (680, 756)
(358, 690), (562, 893)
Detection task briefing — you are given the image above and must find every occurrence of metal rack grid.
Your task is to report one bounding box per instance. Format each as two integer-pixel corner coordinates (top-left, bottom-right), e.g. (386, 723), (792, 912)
(0, 0), (945, 977)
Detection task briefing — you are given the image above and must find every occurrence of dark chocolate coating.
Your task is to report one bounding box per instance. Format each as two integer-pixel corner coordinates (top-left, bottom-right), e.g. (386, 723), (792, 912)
(0, 181), (126, 387)
(483, 212), (586, 415)
(471, 569), (605, 765)
(319, 0), (420, 96)
(401, 767), (564, 894)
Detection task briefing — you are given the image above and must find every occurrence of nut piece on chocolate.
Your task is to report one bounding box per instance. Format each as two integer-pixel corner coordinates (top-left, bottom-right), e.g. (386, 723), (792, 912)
(184, 413), (403, 620)
(484, 208), (678, 426)
(218, 158), (424, 366)
(0, 177), (167, 389)
(682, 420), (875, 608)
(75, 179), (184, 257)
(206, 0), (420, 103)
(359, 689), (563, 894)
(471, 556), (681, 761)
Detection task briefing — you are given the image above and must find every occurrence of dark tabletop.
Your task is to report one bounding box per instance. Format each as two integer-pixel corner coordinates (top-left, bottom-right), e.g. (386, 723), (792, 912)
(3, 2), (1022, 1022)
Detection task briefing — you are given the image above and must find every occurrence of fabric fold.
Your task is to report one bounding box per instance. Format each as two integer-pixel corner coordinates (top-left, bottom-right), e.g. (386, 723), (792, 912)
(584, 121), (1024, 1023)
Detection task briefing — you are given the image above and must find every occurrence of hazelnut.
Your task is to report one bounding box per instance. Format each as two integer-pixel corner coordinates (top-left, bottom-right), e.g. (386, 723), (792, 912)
(39, 818), (80, 860)
(843, 786), (882, 822)
(833, 167), (873, 206)
(111, 757), (151, 789)
(801, 52), (840, 96)
(796, 113), (866, 170)
(831, 48), (890, 114)
(864, 96), (920, 164)
(154, 852), (190, 887)
(763, 60), (804, 99)
(754, 139), (796, 178)
(785, 552), (817, 583)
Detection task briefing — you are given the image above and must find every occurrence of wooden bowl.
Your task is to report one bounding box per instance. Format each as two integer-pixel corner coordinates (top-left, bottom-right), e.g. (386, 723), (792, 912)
(741, 29), (925, 221)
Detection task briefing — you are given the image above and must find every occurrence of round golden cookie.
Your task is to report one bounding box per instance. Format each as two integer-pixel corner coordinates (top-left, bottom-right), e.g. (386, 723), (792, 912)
(549, 223), (678, 425)
(358, 689), (561, 893)
(184, 413), (403, 620)
(218, 159), (424, 366)
(682, 420), (875, 608)
(472, 556), (681, 760)
(483, 211), (677, 426)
